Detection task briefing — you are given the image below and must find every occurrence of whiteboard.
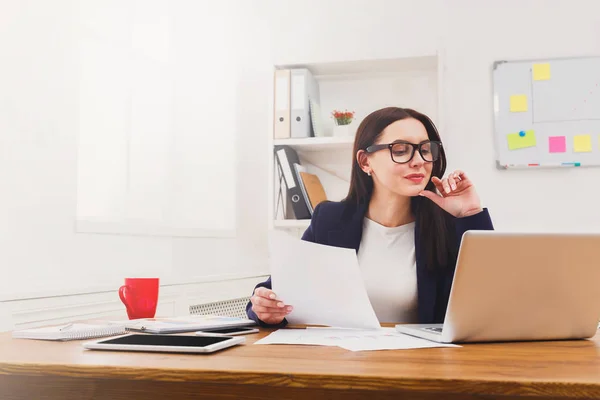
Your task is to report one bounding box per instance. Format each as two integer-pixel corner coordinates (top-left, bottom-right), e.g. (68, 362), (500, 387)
(493, 56), (600, 169)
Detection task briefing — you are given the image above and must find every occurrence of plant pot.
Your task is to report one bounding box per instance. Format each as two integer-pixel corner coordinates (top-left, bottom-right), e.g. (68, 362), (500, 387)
(333, 124), (353, 137)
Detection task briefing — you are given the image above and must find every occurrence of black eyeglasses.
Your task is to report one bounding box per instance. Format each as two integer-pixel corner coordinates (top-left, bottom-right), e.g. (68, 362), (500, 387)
(365, 140), (442, 164)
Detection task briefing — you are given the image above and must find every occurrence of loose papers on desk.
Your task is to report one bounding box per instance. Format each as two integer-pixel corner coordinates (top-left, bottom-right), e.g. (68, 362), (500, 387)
(268, 230), (380, 330)
(254, 328), (459, 352)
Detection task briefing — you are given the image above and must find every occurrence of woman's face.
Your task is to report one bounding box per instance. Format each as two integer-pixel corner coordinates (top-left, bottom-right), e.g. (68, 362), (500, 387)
(359, 118), (435, 198)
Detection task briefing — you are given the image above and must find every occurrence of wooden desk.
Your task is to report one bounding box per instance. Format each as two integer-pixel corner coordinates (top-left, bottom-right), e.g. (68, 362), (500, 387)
(0, 328), (599, 400)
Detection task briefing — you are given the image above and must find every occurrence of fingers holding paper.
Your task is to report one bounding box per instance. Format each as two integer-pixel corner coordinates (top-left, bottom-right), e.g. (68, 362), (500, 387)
(251, 287), (293, 325)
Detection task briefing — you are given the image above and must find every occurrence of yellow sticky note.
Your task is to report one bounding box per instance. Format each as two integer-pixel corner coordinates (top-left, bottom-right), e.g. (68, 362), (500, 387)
(510, 95), (528, 112)
(507, 130), (536, 150)
(573, 135), (592, 152)
(533, 63), (551, 81)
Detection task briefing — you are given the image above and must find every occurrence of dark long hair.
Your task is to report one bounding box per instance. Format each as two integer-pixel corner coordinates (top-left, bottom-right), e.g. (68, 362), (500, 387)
(345, 107), (456, 270)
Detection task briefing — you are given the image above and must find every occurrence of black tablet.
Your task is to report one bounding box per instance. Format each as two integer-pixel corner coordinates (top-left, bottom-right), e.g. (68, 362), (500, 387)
(83, 333), (245, 354)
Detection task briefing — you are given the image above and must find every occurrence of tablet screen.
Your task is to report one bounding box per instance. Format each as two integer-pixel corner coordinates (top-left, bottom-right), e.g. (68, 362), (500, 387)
(98, 334), (230, 347)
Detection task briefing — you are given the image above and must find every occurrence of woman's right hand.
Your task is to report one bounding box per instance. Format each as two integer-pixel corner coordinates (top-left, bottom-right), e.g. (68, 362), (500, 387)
(251, 287), (293, 325)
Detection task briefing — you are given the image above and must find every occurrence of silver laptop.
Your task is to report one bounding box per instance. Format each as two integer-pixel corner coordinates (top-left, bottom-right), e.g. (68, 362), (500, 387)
(396, 231), (600, 343)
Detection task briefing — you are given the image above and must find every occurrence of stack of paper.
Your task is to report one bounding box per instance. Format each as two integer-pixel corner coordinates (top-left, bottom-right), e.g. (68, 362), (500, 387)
(263, 227), (460, 351)
(255, 328), (459, 352)
(268, 230), (380, 330)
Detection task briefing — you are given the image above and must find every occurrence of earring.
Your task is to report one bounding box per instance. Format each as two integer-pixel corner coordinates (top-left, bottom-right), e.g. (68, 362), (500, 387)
(367, 171), (371, 177)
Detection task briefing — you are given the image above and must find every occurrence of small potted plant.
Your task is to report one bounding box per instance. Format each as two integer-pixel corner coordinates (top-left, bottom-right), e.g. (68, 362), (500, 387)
(331, 109), (355, 137)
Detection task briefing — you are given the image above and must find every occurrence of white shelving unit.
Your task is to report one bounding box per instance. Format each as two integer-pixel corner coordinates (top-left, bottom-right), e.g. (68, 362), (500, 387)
(273, 219), (311, 229)
(273, 136), (355, 150)
(268, 54), (444, 233)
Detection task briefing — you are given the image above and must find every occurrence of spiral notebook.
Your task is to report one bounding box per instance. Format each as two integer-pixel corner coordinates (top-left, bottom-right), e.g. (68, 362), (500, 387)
(12, 323), (126, 341)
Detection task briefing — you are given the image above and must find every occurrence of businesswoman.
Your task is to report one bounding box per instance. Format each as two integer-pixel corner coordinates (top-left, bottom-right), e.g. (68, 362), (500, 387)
(247, 107), (494, 327)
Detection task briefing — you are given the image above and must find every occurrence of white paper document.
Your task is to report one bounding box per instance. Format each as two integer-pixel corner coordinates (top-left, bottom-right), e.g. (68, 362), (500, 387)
(254, 328), (460, 351)
(268, 230), (380, 330)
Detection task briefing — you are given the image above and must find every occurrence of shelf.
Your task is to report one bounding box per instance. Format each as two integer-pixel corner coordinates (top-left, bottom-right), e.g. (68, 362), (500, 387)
(273, 219), (311, 229)
(279, 55), (437, 79)
(273, 136), (355, 151)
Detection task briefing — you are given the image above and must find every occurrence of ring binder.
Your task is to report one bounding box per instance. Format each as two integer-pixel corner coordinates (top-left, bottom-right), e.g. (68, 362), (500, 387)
(274, 145), (311, 219)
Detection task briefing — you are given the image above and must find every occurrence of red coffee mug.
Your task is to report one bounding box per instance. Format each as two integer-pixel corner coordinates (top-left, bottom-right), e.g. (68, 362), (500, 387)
(118, 278), (159, 319)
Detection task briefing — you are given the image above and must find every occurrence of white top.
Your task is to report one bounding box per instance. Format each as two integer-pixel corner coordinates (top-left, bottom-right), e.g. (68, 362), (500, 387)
(357, 218), (418, 324)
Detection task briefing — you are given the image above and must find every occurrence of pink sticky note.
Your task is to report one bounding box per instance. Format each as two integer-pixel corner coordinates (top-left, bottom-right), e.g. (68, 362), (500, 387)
(549, 136), (566, 153)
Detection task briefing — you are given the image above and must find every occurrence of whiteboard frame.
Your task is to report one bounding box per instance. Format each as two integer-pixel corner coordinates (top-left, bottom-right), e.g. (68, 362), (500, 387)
(492, 55), (600, 170)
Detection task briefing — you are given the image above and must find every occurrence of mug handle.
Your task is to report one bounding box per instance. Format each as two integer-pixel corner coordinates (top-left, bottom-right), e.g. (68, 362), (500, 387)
(119, 285), (134, 314)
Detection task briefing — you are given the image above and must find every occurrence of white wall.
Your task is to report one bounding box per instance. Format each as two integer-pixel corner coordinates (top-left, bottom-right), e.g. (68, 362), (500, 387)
(0, 276), (263, 332)
(3, 0), (600, 327)
(0, 0), (272, 303)
(265, 0), (600, 232)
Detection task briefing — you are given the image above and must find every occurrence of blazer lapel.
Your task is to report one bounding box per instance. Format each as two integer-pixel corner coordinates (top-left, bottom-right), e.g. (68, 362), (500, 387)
(326, 201), (367, 252)
(414, 213), (437, 323)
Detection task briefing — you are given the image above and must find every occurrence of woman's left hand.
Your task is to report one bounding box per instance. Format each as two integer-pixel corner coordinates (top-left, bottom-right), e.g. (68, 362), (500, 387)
(419, 170), (483, 218)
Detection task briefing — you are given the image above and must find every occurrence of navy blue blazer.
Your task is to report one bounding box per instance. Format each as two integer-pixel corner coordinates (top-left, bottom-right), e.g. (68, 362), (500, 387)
(246, 200), (494, 327)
